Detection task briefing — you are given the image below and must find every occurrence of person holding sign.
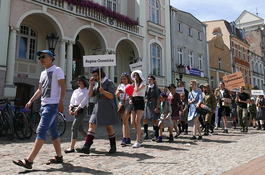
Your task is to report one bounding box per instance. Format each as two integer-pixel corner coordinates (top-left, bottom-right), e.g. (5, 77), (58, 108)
(235, 86), (250, 133)
(76, 67), (120, 154)
(116, 72), (133, 146)
(130, 70), (146, 148)
(188, 80), (203, 140)
(215, 82), (230, 133)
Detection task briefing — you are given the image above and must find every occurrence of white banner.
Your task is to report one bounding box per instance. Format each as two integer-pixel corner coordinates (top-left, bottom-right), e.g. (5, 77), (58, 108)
(175, 87), (184, 94)
(129, 62), (144, 72)
(83, 54), (116, 67)
(251, 90), (264, 96)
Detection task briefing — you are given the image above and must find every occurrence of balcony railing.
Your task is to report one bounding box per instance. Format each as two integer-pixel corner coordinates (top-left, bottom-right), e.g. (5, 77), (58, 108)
(32, 0), (141, 35)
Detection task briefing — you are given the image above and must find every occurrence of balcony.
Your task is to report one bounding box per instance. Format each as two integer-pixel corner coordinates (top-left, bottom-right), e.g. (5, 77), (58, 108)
(32, 0), (141, 35)
(147, 21), (165, 37)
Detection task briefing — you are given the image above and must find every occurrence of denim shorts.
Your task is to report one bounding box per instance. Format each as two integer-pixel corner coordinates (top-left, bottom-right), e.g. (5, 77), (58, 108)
(36, 104), (59, 141)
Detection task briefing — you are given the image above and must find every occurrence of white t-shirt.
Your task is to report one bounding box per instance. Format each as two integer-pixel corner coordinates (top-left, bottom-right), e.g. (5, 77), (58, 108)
(39, 65), (65, 105)
(132, 81), (146, 97)
(69, 87), (89, 108)
(117, 84), (130, 100)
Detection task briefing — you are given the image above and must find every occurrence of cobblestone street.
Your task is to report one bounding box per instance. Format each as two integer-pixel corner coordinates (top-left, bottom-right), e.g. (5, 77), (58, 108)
(1, 121), (265, 175)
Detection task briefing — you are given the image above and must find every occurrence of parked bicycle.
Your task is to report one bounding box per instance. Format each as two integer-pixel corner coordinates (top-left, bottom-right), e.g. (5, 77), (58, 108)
(0, 99), (29, 140)
(0, 109), (14, 140)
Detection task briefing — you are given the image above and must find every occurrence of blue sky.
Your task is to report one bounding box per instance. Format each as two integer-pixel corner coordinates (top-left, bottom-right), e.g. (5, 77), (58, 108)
(170, 0), (265, 22)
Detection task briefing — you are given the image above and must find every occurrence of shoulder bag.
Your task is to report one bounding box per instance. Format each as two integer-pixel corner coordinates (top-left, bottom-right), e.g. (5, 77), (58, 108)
(191, 92), (211, 115)
(117, 93), (126, 115)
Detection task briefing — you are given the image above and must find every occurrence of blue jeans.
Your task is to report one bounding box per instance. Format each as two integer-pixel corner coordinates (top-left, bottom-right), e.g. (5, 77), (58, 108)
(36, 104), (59, 141)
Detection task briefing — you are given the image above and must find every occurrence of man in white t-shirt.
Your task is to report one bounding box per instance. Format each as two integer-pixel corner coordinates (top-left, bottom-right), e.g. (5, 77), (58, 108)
(13, 50), (66, 169)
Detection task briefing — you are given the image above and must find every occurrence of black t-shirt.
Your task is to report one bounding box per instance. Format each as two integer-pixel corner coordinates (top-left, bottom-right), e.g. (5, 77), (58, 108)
(238, 92), (249, 108)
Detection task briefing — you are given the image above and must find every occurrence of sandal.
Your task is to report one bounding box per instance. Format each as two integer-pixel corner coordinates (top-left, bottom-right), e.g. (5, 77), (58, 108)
(46, 156), (63, 165)
(13, 158), (33, 169)
(64, 148), (75, 153)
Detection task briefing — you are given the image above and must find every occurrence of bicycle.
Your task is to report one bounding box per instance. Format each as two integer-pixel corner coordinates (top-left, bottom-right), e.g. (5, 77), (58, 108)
(0, 99), (29, 140)
(0, 109), (14, 140)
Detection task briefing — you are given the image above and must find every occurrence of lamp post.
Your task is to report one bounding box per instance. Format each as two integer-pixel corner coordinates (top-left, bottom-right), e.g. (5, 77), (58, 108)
(176, 64), (185, 82)
(46, 32), (59, 55)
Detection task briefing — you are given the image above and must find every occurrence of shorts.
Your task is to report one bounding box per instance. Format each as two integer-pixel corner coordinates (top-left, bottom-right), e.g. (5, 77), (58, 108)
(130, 97), (144, 111)
(36, 104), (59, 141)
(119, 99), (131, 111)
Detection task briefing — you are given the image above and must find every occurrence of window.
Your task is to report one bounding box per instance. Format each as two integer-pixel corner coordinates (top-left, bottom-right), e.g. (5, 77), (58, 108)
(150, 43), (162, 76)
(262, 80), (264, 90)
(104, 0), (117, 12)
(177, 22), (183, 32)
(178, 47), (183, 65)
(258, 79), (260, 89)
(197, 31), (202, 40)
(198, 55), (203, 70)
(17, 25), (37, 60)
(239, 47), (242, 59)
(189, 51), (194, 68)
(260, 65), (262, 74)
(211, 77), (215, 89)
(253, 78), (256, 87)
(149, 0), (160, 24)
(188, 27), (193, 36)
(218, 58), (222, 69)
(234, 44), (238, 57)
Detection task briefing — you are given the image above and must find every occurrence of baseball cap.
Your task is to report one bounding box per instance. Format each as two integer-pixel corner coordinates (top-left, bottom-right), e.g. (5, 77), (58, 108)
(36, 50), (55, 61)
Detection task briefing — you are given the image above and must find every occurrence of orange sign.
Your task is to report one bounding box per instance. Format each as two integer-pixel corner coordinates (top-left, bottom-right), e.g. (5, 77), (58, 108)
(223, 72), (246, 90)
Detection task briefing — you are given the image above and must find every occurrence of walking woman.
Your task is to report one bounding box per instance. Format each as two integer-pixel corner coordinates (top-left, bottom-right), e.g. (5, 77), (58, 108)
(130, 70), (146, 148)
(167, 84), (183, 137)
(256, 95), (265, 130)
(188, 80), (203, 140)
(116, 72), (132, 146)
(215, 82), (231, 133)
(230, 90), (238, 129)
(65, 75), (89, 153)
(76, 67), (120, 154)
(143, 75), (160, 141)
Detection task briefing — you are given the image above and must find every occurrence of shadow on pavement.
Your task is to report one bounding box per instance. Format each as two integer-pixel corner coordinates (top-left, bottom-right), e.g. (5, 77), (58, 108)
(201, 138), (236, 143)
(80, 150), (155, 161)
(18, 162), (112, 174)
(141, 144), (189, 151)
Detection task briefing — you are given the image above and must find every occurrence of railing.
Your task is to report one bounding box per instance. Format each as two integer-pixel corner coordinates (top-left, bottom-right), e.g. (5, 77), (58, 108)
(32, 0), (140, 35)
(147, 21), (164, 36)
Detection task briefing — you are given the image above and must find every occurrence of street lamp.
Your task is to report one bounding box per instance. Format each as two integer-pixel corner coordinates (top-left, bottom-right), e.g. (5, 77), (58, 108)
(46, 33), (59, 55)
(176, 64), (185, 82)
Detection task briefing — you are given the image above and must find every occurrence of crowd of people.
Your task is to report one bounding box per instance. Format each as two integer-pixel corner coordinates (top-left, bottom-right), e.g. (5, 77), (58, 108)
(12, 50), (265, 169)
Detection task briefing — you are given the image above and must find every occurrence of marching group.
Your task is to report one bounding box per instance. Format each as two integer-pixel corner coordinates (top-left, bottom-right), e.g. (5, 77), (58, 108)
(12, 50), (265, 169)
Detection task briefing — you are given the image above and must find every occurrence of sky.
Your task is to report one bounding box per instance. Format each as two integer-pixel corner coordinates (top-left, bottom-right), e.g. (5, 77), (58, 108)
(170, 0), (265, 22)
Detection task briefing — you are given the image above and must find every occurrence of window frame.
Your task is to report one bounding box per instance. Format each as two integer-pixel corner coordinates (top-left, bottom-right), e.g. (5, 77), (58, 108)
(149, 0), (160, 24)
(103, 0), (117, 12)
(218, 58), (222, 69)
(150, 43), (162, 76)
(188, 51), (194, 68)
(198, 54), (203, 70)
(178, 47), (183, 65)
(188, 27), (193, 37)
(197, 31), (202, 40)
(16, 25), (37, 61)
(177, 22), (183, 32)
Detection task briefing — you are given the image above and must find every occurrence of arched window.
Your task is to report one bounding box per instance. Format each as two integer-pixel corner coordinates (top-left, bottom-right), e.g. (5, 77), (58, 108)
(149, 0), (160, 24)
(104, 0), (117, 12)
(17, 25), (37, 60)
(150, 43), (162, 76)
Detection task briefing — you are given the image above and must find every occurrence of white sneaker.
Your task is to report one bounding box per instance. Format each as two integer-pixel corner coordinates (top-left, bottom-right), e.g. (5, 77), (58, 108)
(132, 142), (141, 148)
(139, 133), (146, 143)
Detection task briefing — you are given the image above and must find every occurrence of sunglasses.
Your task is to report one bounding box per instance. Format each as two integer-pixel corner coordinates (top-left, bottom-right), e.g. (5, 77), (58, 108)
(121, 72), (129, 76)
(38, 55), (47, 60)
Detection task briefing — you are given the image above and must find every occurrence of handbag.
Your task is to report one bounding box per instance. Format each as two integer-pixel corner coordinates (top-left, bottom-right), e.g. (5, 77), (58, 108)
(257, 108), (265, 120)
(222, 98), (231, 107)
(196, 103), (211, 115)
(190, 92), (210, 115)
(117, 92), (126, 115)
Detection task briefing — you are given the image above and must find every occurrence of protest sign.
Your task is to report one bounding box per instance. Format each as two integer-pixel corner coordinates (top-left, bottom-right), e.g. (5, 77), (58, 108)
(129, 62), (144, 72)
(251, 90), (264, 96)
(175, 87), (184, 94)
(83, 54), (116, 67)
(223, 72), (245, 90)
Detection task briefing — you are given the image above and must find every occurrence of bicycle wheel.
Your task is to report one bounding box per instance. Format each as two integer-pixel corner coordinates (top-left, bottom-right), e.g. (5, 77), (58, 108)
(0, 113), (7, 137)
(2, 112), (14, 140)
(56, 113), (66, 136)
(25, 115), (33, 139)
(14, 112), (28, 140)
(32, 112), (41, 134)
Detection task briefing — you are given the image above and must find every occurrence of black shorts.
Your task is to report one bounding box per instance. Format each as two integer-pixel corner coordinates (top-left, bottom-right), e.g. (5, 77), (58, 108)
(131, 97), (144, 111)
